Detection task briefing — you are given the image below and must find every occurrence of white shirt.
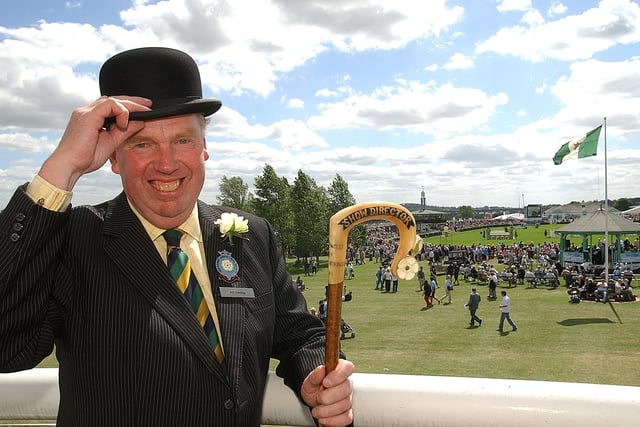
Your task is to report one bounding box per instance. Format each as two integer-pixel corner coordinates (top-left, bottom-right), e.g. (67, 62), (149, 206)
(500, 295), (511, 313)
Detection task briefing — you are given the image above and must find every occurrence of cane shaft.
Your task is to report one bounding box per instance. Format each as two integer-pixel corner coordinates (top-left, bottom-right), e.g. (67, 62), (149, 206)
(324, 281), (343, 373)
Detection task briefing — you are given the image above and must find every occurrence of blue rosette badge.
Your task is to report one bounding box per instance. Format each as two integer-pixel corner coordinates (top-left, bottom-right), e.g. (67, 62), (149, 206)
(215, 250), (240, 283)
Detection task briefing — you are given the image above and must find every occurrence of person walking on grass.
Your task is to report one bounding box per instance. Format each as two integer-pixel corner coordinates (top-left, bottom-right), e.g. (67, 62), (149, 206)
(429, 277), (440, 307)
(383, 267), (393, 293)
(417, 265), (426, 292)
(375, 265), (383, 290)
(465, 288), (482, 327)
(422, 281), (431, 308)
(497, 290), (517, 333)
(439, 274), (453, 304)
(488, 270), (498, 300)
(392, 272), (399, 293)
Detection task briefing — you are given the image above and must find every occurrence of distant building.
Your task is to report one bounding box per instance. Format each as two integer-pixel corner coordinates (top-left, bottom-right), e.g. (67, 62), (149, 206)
(544, 202), (619, 223)
(410, 190), (448, 234)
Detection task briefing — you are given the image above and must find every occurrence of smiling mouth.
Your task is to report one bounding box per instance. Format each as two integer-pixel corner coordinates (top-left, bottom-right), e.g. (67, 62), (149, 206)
(151, 179), (182, 192)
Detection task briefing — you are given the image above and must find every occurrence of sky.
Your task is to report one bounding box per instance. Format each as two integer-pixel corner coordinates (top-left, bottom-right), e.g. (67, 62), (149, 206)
(1, 0), (639, 210)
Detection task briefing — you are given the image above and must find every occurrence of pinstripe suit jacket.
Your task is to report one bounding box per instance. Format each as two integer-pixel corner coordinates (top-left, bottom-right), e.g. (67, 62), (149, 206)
(0, 185), (326, 426)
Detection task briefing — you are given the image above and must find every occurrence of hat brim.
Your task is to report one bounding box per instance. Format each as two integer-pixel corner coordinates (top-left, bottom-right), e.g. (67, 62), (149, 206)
(102, 98), (221, 129)
(129, 98), (222, 121)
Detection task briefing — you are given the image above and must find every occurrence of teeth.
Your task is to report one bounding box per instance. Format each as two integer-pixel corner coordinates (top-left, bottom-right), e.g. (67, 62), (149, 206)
(152, 180), (181, 192)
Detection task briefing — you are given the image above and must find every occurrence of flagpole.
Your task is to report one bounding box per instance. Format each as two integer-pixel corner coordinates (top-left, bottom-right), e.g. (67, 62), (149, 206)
(603, 117), (609, 286)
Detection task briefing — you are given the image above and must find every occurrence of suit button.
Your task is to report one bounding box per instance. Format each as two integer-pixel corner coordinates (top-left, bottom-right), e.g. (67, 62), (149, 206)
(224, 399), (234, 410)
(13, 223), (23, 231)
(15, 213), (26, 222)
(10, 233), (20, 242)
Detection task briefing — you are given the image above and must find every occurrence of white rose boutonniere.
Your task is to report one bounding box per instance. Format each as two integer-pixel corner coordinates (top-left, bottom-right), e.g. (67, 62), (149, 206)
(215, 212), (249, 245)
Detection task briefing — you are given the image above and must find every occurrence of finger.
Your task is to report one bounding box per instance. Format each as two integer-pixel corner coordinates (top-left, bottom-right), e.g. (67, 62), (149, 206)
(322, 360), (354, 388)
(300, 365), (326, 406)
(103, 120), (146, 143)
(317, 377), (353, 406)
(312, 398), (353, 427)
(100, 97), (152, 130)
(315, 410), (353, 427)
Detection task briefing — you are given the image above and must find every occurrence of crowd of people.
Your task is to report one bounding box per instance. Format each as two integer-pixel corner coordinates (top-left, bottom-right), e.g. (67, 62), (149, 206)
(565, 264), (636, 303)
(359, 224), (637, 306)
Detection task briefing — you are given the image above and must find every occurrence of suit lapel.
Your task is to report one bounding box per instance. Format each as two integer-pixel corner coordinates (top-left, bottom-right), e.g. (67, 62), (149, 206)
(102, 194), (225, 380)
(199, 202), (246, 388)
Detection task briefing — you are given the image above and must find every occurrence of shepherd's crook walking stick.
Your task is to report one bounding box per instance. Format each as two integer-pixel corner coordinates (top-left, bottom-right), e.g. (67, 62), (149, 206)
(325, 202), (422, 373)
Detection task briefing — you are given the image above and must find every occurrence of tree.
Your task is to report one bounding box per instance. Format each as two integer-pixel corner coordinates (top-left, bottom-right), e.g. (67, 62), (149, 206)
(457, 205), (475, 219)
(613, 198), (631, 212)
(327, 174), (356, 214)
(253, 164), (294, 253)
(216, 176), (253, 211)
(327, 174), (366, 246)
(291, 170), (329, 259)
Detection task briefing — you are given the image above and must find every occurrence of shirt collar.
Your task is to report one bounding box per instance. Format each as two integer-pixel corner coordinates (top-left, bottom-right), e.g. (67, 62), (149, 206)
(128, 201), (202, 243)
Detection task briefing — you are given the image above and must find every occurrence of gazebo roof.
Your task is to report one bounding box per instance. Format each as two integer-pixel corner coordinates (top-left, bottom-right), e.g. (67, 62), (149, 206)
(557, 209), (640, 234)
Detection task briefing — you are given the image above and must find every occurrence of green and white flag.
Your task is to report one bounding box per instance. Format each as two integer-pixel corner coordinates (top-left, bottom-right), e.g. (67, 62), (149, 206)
(553, 125), (602, 165)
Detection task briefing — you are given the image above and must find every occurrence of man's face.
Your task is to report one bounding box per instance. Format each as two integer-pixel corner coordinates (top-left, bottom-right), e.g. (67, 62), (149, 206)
(110, 114), (209, 229)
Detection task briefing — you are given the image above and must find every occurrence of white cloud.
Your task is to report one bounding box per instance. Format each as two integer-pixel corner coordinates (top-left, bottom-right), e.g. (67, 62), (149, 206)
(206, 107), (327, 151)
(316, 88), (340, 98)
(522, 9), (545, 26)
(477, 0), (640, 62)
(551, 57), (640, 131)
(307, 79), (508, 138)
(496, 0), (532, 13)
(548, 1), (568, 17)
(287, 98), (305, 109)
(442, 53), (475, 70)
(0, 133), (56, 153)
(268, 119), (329, 150)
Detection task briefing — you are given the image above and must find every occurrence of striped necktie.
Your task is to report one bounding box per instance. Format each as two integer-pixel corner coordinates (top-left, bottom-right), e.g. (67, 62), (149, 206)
(163, 229), (224, 364)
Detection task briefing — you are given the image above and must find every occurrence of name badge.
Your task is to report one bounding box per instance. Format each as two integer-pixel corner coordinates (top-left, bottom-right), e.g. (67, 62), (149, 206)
(220, 287), (255, 298)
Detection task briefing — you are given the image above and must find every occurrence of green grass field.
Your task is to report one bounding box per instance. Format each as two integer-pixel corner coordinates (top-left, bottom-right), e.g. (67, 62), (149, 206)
(35, 223), (640, 389)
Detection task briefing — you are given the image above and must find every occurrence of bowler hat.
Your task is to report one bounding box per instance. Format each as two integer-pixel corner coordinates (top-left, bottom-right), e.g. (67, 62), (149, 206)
(99, 47), (221, 123)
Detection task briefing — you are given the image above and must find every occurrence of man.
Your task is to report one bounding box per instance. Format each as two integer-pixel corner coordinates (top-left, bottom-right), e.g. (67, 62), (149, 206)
(0, 47), (353, 426)
(375, 265), (384, 290)
(383, 266), (393, 292)
(438, 274), (453, 304)
(487, 269), (498, 299)
(465, 288), (482, 327)
(416, 265), (425, 291)
(497, 290), (518, 333)
(429, 276), (440, 306)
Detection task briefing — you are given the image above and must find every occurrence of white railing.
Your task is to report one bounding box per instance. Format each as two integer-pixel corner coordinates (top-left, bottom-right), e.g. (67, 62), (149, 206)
(1, 369), (640, 426)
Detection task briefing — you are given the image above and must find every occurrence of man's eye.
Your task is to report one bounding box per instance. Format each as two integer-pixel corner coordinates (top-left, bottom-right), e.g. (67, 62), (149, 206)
(175, 138), (197, 149)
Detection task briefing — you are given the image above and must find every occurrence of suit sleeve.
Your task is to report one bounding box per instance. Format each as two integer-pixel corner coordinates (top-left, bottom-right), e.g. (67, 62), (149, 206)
(0, 185), (72, 372)
(261, 218), (328, 397)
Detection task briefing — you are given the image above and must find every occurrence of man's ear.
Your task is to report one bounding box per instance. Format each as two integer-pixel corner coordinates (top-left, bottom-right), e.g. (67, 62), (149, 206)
(203, 137), (209, 161)
(109, 152), (120, 174)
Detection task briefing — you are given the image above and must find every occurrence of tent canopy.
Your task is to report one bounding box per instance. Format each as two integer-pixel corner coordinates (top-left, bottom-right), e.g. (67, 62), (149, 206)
(557, 209), (640, 235)
(492, 213), (524, 221)
(622, 206), (640, 216)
